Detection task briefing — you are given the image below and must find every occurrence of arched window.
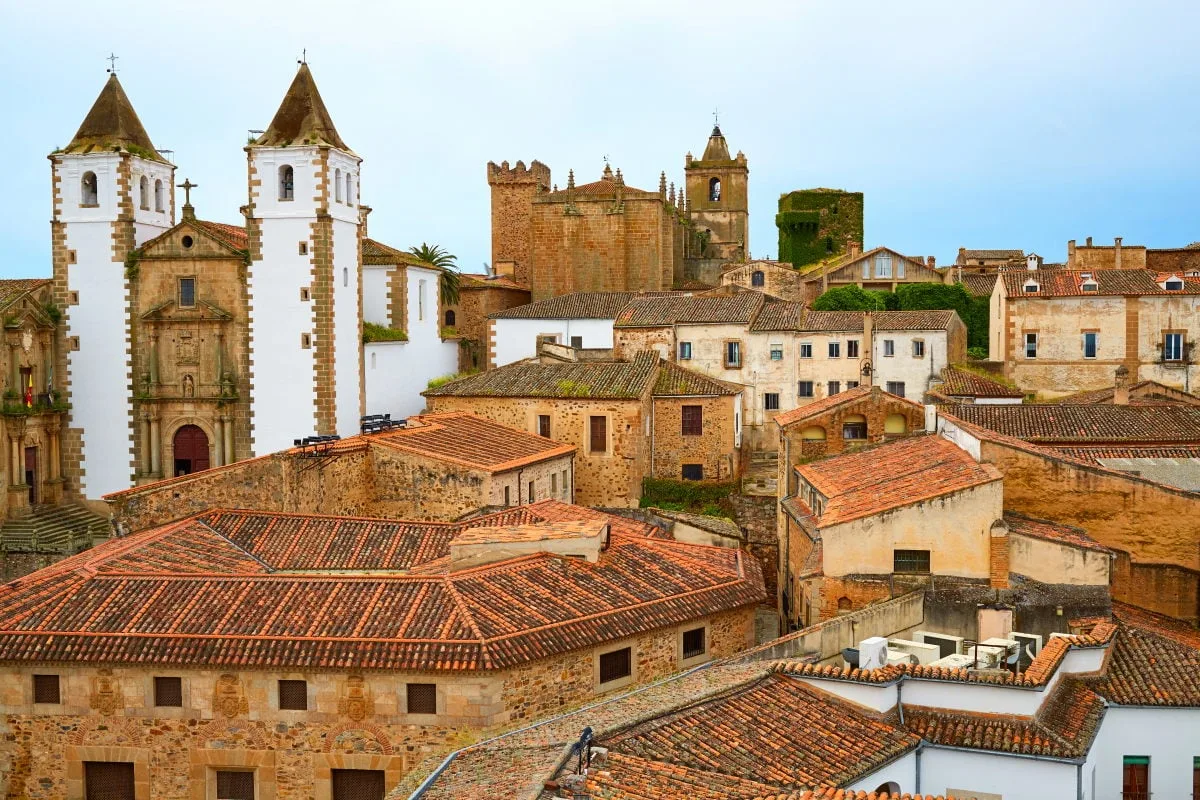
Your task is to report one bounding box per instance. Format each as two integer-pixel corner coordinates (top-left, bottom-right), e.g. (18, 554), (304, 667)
(800, 425), (826, 441)
(708, 177), (721, 201)
(81, 171), (98, 206)
(154, 180), (164, 212)
(444, 309), (456, 326)
(842, 414), (868, 440)
(278, 165), (294, 201)
(837, 597), (852, 613)
(751, 271), (765, 287)
(334, 168), (343, 202)
(342, 267), (349, 287)
(139, 175), (150, 210)
(346, 173), (354, 206)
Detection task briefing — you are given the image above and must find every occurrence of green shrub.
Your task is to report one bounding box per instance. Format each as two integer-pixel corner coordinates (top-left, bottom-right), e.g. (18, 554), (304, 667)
(967, 346), (989, 360)
(426, 370), (477, 391)
(362, 322), (408, 343)
(640, 477), (737, 515)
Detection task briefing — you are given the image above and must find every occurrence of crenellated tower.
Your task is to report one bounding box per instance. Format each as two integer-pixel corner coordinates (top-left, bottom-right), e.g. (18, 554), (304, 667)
(244, 63), (363, 455)
(50, 72), (174, 498)
(487, 159), (550, 287)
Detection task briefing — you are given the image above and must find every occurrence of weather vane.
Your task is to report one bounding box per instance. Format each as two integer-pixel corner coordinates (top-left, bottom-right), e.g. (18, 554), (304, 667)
(713, 107), (719, 127)
(299, 48), (307, 65)
(106, 53), (119, 74)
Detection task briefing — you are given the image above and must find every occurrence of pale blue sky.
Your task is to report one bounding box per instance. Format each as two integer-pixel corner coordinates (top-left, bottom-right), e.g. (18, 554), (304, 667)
(2, 0), (1198, 276)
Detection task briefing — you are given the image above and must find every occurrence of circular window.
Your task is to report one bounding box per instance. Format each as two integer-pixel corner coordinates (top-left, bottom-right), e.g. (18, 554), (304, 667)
(181, 235), (194, 249)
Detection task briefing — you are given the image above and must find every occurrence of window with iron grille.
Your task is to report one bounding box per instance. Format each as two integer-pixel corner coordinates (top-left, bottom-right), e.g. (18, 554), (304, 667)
(893, 549), (931, 574)
(599, 647), (632, 684)
(407, 683), (437, 714)
(682, 627), (706, 659)
(1082, 331), (1099, 359)
(154, 676), (183, 707)
(589, 416), (607, 453)
(537, 414), (551, 438)
(278, 679), (307, 711)
(84, 761), (135, 800)
(681, 464), (703, 481)
(332, 769), (386, 800)
(751, 271), (765, 287)
(681, 406), (703, 436)
(33, 674), (60, 704)
(770, 343), (783, 360)
(764, 393), (780, 411)
(216, 770), (255, 800)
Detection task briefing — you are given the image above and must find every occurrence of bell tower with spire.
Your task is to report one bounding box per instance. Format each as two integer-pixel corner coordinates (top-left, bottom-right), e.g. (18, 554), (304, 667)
(244, 62), (363, 455)
(50, 70), (174, 498)
(684, 122), (749, 263)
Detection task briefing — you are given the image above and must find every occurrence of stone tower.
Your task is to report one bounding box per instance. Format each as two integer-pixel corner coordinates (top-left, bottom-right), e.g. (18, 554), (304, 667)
(684, 124), (749, 262)
(487, 159), (550, 287)
(50, 73), (175, 498)
(245, 63), (363, 455)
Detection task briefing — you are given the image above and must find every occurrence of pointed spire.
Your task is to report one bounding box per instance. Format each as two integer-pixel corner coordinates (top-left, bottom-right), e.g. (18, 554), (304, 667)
(701, 122), (731, 162)
(615, 167), (624, 186)
(567, 169), (575, 190)
(63, 73), (163, 160)
(602, 163), (614, 181)
(254, 63), (350, 152)
(659, 171), (667, 197)
(668, 182), (676, 205)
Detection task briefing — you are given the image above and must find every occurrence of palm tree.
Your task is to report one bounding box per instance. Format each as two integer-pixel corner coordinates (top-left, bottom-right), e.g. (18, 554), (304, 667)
(409, 243), (460, 306)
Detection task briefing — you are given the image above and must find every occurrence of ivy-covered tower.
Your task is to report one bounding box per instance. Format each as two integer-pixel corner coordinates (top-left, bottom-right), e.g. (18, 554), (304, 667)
(776, 188), (864, 268)
(684, 124), (749, 262)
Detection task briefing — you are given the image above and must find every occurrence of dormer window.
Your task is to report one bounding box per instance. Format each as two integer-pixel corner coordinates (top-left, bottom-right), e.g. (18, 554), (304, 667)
(80, 172), (98, 206)
(334, 168), (343, 203)
(139, 175), (150, 210)
(1163, 277), (1184, 290)
(279, 165), (294, 201)
(1081, 279), (1098, 292)
(1023, 281), (1039, 293)
(709, 177), (721, 202)
(154, 180), (165, 212)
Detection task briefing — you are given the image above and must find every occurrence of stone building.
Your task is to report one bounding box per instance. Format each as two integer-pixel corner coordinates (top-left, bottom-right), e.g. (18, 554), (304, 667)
(775, 188), (864, 268)
(1066, 235), (1200, 274)
(682, 124), (750, 282)
(794, 245), (947, 304)
(990, 269), (1200, 396)
(0, 499), (765, 799)
(925, 365), (1025, 404)
(445, 270), (530, 370)
(774, 384), (926, 463)
(719, 259), (803, 300)
(423, 352), (743, 506)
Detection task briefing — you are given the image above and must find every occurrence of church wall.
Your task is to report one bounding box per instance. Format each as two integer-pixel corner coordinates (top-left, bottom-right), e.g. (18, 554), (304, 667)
(364, 338), (457, 419)
(362, 265), (390, 325)
(490, 318), (615, 368)
(327, 149), (363, 438)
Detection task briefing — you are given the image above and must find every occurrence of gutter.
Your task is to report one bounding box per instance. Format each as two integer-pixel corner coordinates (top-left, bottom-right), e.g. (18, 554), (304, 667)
(920, 741), (1085, 766)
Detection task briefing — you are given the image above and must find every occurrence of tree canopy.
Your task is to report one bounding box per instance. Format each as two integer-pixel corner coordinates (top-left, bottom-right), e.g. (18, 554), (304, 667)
(810, 281), (990, 350)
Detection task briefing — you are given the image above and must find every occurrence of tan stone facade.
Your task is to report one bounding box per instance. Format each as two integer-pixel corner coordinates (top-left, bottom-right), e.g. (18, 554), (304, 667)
(650, 395), (740, 482)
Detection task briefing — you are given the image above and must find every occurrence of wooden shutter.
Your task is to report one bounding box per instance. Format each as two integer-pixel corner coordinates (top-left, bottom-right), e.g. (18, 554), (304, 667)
(84, 762), (134, 800)
(216, 770), (254, 800)
(589, 416), (606, 453)
(407, 683), (437, 714)
(278, 679), (308, 710)
(332, 769), (386, 800)
(681, 406), (702, 436)
(1122, 757), (1149, 800)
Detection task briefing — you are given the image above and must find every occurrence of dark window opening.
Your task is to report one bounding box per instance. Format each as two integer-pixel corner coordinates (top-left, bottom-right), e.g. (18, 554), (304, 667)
(682, 627), (706, 659)
(798, 381), (814, 398)
(278, 679), (308, 711)
(599, 647), (632, 684)
(885, 381), (906, 397)
(216, 770), (255, 800)
(279, 165), (294, 201)
(538, 414), (551, 439)
(751, 271), (765, 287)
(332, 769), (386, 800)
(825, 236), (833, 254)
(444, 310), (456, 327)
(894, 549), (931, 574)
(33, 674), (60, 704)
(842, 422), (867, 440)
(708, 177), (721, 202)
(407, 683), (437, 714)
(570, 335), (583, 348)
(179, 277), (196, 307)
(681, 405), (703, 436)
(589, 416), (607, 453)
(764, 393), (780, 411)
(681, 464), (703, 481)
(154, 676), (183, 707)
(85, 761), (135, 800)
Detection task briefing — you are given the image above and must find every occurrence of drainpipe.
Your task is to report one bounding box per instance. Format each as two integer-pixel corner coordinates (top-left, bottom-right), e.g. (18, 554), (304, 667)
(914, 741), (922, 794)
(1076, 761), (1083, 800)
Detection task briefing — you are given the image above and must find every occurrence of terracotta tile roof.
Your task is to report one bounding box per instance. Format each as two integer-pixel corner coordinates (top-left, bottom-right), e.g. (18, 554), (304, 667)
(0, 279), (50, 311)
(935, 366), (1025, 399)
(945, 403), (1200, 444)
(1049, 445), (1200, 467)
(614, 292), (764, 327)
(774, 385), (922, 428)
(0, 502), (764, 671)
(367, 412), (574, 472)
(959, 273), (999, 297)
(63, 73), (164, 160)
(1000, 269), (1200, 297)
(1003, 511), (1110, 553)
(458, 273), (527, 291)
(800, 310), (959, 332)
(192, 219), (248, 251)
(795, 436), (1002, 527)
(541, 172), (658, 200)
(362, 238), (429, 267)
(1045, 381), (1200, 407)
(424, 352), (661, 399)
(490, 292), (677, 320)
(748, 301), (806, 331)
(962, 249), (1024, 260)
(653, 360), (742, 397)
(598, 674), (918, 789)
(1094, 604), (1200, 707)
(253, 63), (350, 151)
(676, 279), (717, 291)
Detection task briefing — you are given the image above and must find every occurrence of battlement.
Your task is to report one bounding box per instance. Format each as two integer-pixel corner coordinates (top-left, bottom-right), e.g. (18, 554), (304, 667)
(487, 159), (551, 188)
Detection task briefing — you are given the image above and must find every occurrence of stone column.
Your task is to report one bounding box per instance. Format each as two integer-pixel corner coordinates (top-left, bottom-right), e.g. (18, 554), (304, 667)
(213, 417), (224, 468)
(8, 344), (18, 394)
(50, 427), (60, 481)
(149, 335), (160, 386)
(150, 415), (162, 477)
(141, 414), (153, 474)
(223, 415), (234, 466)
(8, 436), (18, 485)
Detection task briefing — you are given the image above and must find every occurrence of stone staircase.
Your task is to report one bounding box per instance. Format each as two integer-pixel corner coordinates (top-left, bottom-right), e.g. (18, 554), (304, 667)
(0, 503), (110, 554)
(741, 450), (779, 496)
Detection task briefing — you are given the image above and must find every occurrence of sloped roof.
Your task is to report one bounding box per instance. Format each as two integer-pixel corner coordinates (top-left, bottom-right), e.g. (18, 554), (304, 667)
(1045, 380), (1200, 407)
(959, 273), (999, 297)
(775, 385), (920, 429)
(700, 124), (732, 161)
(1000, 269), (1200, 297)
(424, 352), (660, 399)
(1094, 604), (1200, 707)
(361, 238), (433, 267)
(749, 300), (805, 331)
(253, 63), (350, 151)
(0, 279), (50, 312)
(653, 360), (741, 397)
(962, 249), (1024, 260)
(801, 310), (959, 332)
(0, 501), (764, 671)
(191, 219), (248, 251)
(945, 404), (1200, 444)
(1003, 511), (1109, 553)
(490, 291), (678, 320)
(614, 292), (764, 327)
(935, 366), (1025, 399)
(367, 412), (574, 472)
(63, 73), (164, 161)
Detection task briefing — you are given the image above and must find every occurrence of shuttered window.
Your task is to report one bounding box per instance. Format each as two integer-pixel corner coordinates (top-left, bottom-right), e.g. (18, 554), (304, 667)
(1122, 756), (1149, 800)
(599, 647), (632, 684)
(589, 416), (607, 453)
(33, 674), (60, 704)
(84, 761), (134, 800)
(154, 676), (183, 707)
(278, 679), (308, 711)
(332, 769), (386, 800)
(216, 770), (254, 800)
(681, 406), (703, 436)
(407, 683), (437, 714)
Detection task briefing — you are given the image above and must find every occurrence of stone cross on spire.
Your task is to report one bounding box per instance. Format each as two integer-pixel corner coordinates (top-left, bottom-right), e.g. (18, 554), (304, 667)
(107, 53), (119, 74)
(177, 179), (198, 220)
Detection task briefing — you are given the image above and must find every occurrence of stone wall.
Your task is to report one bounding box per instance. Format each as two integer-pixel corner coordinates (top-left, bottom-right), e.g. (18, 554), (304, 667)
(650, 396), (739, 482)
(487, 160), (550, 289)
(729, 494), (779, 606)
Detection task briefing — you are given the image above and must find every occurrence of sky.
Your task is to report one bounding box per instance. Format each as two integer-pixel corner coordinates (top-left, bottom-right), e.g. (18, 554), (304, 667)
(2, 0), (1199, 277)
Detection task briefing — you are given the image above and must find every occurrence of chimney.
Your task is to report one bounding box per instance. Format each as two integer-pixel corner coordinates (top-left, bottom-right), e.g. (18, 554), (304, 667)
(848, 240), (862, 258)
(989, 519), (1010, 589)
(1086, 236), (1093, 247)
(926, 255), (936, 269)
(1114, 236), (1123, 269)
(957, 246), (967, 265)
(1067, 239), (1076, 268)
(1113, 365), (1130, 406)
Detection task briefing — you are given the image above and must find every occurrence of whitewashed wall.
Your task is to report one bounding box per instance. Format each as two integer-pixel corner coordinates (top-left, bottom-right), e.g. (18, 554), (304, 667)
(872, 331), (948, 400)
(919, 745), (1078, 800)
(1088, 706), (1200, 800)
(363, 265), (390, 325)
(329, 149), (362, 438)
(847, 751), (917, 796)
(491, 318), (615, 367)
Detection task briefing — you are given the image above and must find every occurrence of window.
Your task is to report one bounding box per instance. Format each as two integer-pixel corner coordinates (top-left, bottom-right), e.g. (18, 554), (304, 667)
(550, 472), (557, 495)
(528, 480), (535, 502)
(883, 339), (895, 357)
(828, 381), (840, 395)
(504, 486), (510, 505)
(278, 679), (307, 710)
(912, 339), (925, 358)
(885, 381), (906, 397)
(681, 464), (703, 481)
(1164, 332), (1184, 361)
(764, 393), (780, 411)
(85, 762), (135, 800)
(301, 332), (312, 349)
(445, 310), (457, 327)
(842, 420), (867, 439)
(570, 335), (582, 348)
(81, 171), (98, 205)
(538, 415), (551, 438)
(216, 770), (255, 800)
(139, 175), (150, 210)
(33, 674), (60, 704)
(278, 165), (294, 201)
(154, 676), (183, 707)
(1122, 755), (1149, 800)
(589, 416), (607, 453)
(896, 258), (906, 279)
(828, 342), (840, 358)
(681, 405), (703, 436)
(343, 267), (349, 288)
(407, 683), (437, 714)
(178, 278), (196, 308)
(798, 381), (814, 398)
(708, 177), (721, 201)
(846, 340), (859, 358)
(678, 341), (692, 360)
(1164, 278), (1184, 291)
(682, 627), (706, 659)
(724, 341), (741, 368)
(332, 769), (385, 800)
(1082, 280), (1098, 292)
(346, 174), (354, 206)
(418, 279), (426, 320)
(847, 380), (859, 389)
(894, 549), (931, 574)
(862, 259), (870, 280)
(154, 179), (164, 212)
(335, 168), (343, 202)
(299, 241), (309, 255)
(1082, 331), (1099, 359)
(561, 470), (569, 496)
(300, 287), (311, 301)
(751, 271), (765, 287)
(1023, 281), (1039, 293)
(599, 647), (632, 684)
(799, 342), (812, 359)
(1025, 332), (1038, 358)
(770, 343), (783, 360)
(875, 253), (892, 278)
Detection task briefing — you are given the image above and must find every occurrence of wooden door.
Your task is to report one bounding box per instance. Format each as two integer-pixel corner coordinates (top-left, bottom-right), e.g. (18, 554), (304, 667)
(24, 446), (36, 504)
(172, 425), (210, 476)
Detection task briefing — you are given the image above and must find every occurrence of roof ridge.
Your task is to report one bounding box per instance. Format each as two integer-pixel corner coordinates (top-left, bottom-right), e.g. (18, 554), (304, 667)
(442, 578), (494, 670)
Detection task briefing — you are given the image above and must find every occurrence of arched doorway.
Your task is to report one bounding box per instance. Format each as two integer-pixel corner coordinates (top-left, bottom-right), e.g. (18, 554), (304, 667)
(173, 425), (210, 476)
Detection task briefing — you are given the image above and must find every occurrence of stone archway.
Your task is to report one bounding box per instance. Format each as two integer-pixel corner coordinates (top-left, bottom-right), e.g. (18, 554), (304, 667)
(172, 424), (209, 476)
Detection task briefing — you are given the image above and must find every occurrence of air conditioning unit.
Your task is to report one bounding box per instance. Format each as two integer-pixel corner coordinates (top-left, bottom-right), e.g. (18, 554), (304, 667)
(915, 631), (965, 659)
(858, 637), (889, 670)
(888, 638), (943, 665)
(930, 653), (974, 669)
(971, 644), (1007, 669)
(1010, 632), (1043, 658)
(886, 648), (917, 667)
